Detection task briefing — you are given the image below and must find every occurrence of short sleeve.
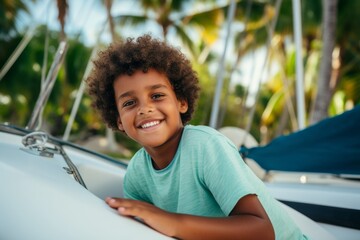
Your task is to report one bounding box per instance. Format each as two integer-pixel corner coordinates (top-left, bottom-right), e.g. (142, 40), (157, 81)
(123, 151), (151, 203)
(123, 171), (140, 200)
(201, 133), (258, 215)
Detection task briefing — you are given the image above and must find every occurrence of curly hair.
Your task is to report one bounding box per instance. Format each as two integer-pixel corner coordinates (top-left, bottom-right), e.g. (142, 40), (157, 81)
(86, 34), (200, 131)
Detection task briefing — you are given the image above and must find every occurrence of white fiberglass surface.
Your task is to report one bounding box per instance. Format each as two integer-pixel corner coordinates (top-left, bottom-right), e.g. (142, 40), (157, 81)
(63, 145), (128, 200)
(0, 130), (341, 240)
(265, 182), (360, 210)
(0, 131), (170, 240)
(279, 203), (336, 240)
(320, 223), (360, 240)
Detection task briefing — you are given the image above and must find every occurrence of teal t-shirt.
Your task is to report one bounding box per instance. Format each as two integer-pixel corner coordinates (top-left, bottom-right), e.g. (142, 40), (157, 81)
(124, 125), (306, 239)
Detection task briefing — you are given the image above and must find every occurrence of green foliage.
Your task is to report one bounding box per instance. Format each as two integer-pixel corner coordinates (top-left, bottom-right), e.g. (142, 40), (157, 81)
(189, 61), (215, 125)
(1, 0), (360, 148)
(0, 25), (92, 136)
(0, 27), (44, 126)
(0, 0), (34, 38)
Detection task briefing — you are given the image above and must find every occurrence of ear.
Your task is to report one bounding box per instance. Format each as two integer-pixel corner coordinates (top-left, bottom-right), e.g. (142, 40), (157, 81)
(178, 99), (188, 114)
(117, 116), (124, 132)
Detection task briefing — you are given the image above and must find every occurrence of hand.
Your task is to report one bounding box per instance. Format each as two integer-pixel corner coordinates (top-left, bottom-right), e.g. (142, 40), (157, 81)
(105, 195), (275, 240)
(105, 197), (178, 237)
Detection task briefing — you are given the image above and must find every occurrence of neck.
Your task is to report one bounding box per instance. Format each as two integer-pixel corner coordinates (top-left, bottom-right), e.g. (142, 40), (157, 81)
(145, 127), (184, 170)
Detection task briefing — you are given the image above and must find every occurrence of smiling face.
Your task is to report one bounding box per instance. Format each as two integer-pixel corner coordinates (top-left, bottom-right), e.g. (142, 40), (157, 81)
(114, 69), (188, 151)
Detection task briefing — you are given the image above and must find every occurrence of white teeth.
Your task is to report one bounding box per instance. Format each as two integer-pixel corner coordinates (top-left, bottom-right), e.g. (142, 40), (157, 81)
(141, 121), (160, 129)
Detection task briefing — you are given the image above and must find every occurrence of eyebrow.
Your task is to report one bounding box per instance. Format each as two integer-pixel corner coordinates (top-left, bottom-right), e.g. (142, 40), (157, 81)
(117, 83), (169, 101)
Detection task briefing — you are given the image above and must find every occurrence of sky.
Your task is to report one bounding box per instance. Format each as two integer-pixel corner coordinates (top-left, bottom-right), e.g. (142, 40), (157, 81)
(22, 0), (274, 106)
(25, 0), (121, 45)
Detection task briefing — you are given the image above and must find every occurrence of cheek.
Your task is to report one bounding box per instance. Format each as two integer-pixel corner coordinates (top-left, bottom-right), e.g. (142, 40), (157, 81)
(118, 111), (132, 125)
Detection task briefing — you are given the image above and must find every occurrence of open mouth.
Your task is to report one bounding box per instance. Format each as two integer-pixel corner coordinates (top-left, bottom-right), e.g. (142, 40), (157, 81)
(140, 120), (160, 129)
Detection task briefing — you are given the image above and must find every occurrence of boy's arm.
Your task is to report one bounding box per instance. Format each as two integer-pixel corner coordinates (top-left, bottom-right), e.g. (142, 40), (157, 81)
(105, 194), (275, 240)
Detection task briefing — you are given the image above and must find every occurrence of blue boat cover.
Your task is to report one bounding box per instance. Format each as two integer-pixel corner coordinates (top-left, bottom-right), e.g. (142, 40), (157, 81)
(240, 105), (360, 175)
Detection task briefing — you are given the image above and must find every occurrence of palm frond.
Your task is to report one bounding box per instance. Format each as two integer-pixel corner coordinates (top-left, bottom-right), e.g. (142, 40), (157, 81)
(114, 14), (152, 26)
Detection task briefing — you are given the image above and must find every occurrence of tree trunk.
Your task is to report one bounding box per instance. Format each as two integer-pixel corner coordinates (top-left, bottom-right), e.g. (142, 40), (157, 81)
(56, 0), (68, 40)
(105, 0), (116, 41)
(310, 0), (338, 124)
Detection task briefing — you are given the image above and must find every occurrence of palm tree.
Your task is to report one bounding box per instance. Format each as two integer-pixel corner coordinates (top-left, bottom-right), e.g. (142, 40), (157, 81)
(214, 0), (321, 142)
(0, 0), (32, 39)
(113, 0), (225, 55)
(248, 0), (360, 142)
(308, 0), (360, 123)
(273, 0), (360, 125)
(104, 0), (117, 41)
(330, 1), (360, 110)
(56, 0), (68, 40)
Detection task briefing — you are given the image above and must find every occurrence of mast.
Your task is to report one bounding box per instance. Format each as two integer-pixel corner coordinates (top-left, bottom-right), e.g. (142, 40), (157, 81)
(292, 0), (306, 129)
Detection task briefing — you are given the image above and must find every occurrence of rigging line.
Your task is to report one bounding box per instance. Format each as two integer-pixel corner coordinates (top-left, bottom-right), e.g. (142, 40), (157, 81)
(63, 0), (103, 140)
(223, 0), (252, 117)
(27, 41), (68, 130)
(279, 63), (298, 131)
(0, 0), (51, 82)
(218, 0), (253, 127)
(227, 0), (254, 85)
(62, 46), (98, 141)
(37, 0), (54, 130)
(0, 26), (36, 81)
(62, 22), (107, 141)
(41, 27), (50, 85)
(237, 0), (257, 127)
(238, 0), (254, 121)
(243, 0), (283, 142)
(209, 0), (237, 129)
(41, 0), (53, 86)
(238, 47), (256, 143)
(71, 0), (97, 40)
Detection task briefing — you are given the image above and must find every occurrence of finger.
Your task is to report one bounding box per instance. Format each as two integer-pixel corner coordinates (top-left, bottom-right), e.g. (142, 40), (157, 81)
(117, 202), (157, 217)
(118, 207), (128, 215)
(118, 207), (146, 224)
(105, 197), (137, 209)
(105, 197), (124, 209)
(117, 206), (142, 218)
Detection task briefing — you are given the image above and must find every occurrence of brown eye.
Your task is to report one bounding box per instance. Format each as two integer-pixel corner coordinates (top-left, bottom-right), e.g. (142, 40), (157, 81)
(152, 93), (164, 100)
(123, 100), (135, 107)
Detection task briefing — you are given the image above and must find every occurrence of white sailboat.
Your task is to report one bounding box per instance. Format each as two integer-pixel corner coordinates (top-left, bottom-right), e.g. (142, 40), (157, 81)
(219, 107), (360, 240)
(0, 33), (336, 240)
(1, 1), (357, 239)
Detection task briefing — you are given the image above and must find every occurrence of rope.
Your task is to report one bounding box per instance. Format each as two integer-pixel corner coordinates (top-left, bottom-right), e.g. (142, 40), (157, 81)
(0, 26), (36, 81)
(242, 0), (283, 143)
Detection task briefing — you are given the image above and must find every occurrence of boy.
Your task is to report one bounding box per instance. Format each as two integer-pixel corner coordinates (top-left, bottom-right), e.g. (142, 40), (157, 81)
(86, 34), (306, 239)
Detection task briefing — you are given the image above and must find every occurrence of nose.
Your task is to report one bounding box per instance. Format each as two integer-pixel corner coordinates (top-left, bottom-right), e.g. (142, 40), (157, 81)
(137, 101), (153, 115)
